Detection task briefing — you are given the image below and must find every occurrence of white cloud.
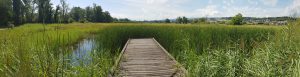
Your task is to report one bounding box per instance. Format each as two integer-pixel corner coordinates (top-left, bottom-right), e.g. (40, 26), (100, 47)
(146, 0), (169, 4)
(285, 0), (300, 17)
(223, 0), (235, 6)
(195, 5), (219, 17)
(220, 5), (286, 17)
(112, 0), (191, 20)
(248, 0), (258, 5)
(110, 0), (291, 20)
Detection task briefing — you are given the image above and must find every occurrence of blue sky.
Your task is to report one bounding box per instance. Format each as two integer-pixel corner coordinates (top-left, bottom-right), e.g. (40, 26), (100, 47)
(51, 0), (300, 20)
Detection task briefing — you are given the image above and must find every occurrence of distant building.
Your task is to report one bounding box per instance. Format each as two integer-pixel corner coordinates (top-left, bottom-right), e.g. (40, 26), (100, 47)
(271, 21), (288, 26)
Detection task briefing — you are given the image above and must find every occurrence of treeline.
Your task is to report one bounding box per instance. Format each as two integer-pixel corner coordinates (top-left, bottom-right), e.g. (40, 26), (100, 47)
(176, 16), (189, 24)
(70, 5), (113, 23)
(0, 0), (114, 27)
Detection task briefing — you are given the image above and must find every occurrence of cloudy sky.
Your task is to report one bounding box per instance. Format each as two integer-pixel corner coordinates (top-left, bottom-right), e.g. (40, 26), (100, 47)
(51, 0), (300, 20)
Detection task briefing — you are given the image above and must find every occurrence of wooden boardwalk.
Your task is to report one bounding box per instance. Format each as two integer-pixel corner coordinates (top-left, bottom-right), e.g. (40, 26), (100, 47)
(110, 38), (187, 77)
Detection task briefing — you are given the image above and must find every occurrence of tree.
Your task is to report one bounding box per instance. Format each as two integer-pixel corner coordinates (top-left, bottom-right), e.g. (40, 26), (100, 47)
(0, 0), (13, 27)
(165, 18), (171, 23)
(70, 7), (85, 22)
(176, 17), (182, 24)
(176, 16), (188, 24)
(192, 18), (206, 23)
(30, 0), (37, 23)
(113, 18), (118, 22)
(118, 18), (130, 22)
(54, 5), (61, 23)
(85, 6), (94, 22)
(93, 4), (104, 22)
(67, 4), (113, 23)
(37, 0), (53, 23)
(1, 0), (114, 26)
(22, 0), (34, 23)
(231, 13), (244, 25)
(199, 18), (206, 23)
(103, 11), (113, 22)
(13, 0), (23, 25)
(60, 0), (69, 23)
(44, 2), (53, 23)
(182, 16), (188, 24)
(37, 0), (44, 23)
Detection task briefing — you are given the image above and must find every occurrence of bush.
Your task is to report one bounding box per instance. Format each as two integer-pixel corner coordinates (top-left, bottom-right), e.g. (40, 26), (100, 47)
(231, 13), (244, 25)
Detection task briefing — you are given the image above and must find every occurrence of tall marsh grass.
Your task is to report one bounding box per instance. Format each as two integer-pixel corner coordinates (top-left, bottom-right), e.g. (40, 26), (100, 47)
(0, 23), (299, 77)
(0, 23), (104, 76)
(96, 23), (298, 76)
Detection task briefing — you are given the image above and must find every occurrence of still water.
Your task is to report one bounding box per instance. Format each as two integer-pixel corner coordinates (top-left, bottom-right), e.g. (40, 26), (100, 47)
(69, 38), (96, 66)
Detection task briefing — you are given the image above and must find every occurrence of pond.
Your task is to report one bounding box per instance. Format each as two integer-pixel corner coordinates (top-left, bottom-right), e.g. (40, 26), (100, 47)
(69, 38), (96, 66)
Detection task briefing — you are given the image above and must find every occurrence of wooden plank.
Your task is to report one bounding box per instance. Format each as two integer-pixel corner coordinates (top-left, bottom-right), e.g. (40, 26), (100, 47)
(152, 38), (188, 77)
(108, 39), (131, 77)
(110, 38), (187, 77)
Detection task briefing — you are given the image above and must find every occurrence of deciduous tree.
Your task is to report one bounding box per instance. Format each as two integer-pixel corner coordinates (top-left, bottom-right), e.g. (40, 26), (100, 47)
(93, 4), (104, 22)
(70, 7), (85, 22)
(176, 17), (182, 24)
(231, 13), (244, 25)
(54, 5), (61, 23)
(165, 19), (171, 23)
(13, 0), (23, 25)
(103, 11), (113, 22)
(0, 0), (13, 27)
(182, 16), (188, 24)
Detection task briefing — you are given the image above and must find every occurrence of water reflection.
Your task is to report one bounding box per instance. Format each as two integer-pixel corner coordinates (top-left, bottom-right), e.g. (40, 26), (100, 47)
(70, 38), (96, 66)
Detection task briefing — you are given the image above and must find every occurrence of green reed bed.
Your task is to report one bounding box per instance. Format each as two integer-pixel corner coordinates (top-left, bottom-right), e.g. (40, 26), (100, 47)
(0, 23), (299, 77)
(96, 24), (298, 76)
(0, 23), (103, 76)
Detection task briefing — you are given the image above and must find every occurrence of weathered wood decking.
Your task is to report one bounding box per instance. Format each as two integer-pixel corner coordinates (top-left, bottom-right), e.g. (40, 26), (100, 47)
(110, 38), (187, 77)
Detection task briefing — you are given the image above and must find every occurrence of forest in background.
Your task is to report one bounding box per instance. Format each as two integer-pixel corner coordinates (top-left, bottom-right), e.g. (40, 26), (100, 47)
(0, 0), (117, 27)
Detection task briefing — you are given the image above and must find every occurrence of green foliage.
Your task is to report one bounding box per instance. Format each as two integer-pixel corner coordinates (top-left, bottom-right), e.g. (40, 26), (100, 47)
(182, 16), (188, 24)
(176, 17), (183, 24)
(85, 6), (93, 22)
(0, 23), (298, 77)
(231, 13), (244, 25)
(114, 18), (131, 23)
(70, 7), (85, 22)
(60, 0), (68, 23)
(69, 5), (113, 23)
(0, 0), (12, 27)
(176, 16), (189, 24)
(192, 18), (207, 24)
(93, 5), (104, 22)
(23, 0), (34, 23)
(13, 0), (23, 25)
(165, 19), (171, 23)
(37, 0), (53, 23)
(0, 0), (113, 26)
(54, 5), (61, 23)
(199, 18), (206, 22)
(0, 23), (104, 76)
(95, 24), (299, 77)
(103, 11), (113, 23)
